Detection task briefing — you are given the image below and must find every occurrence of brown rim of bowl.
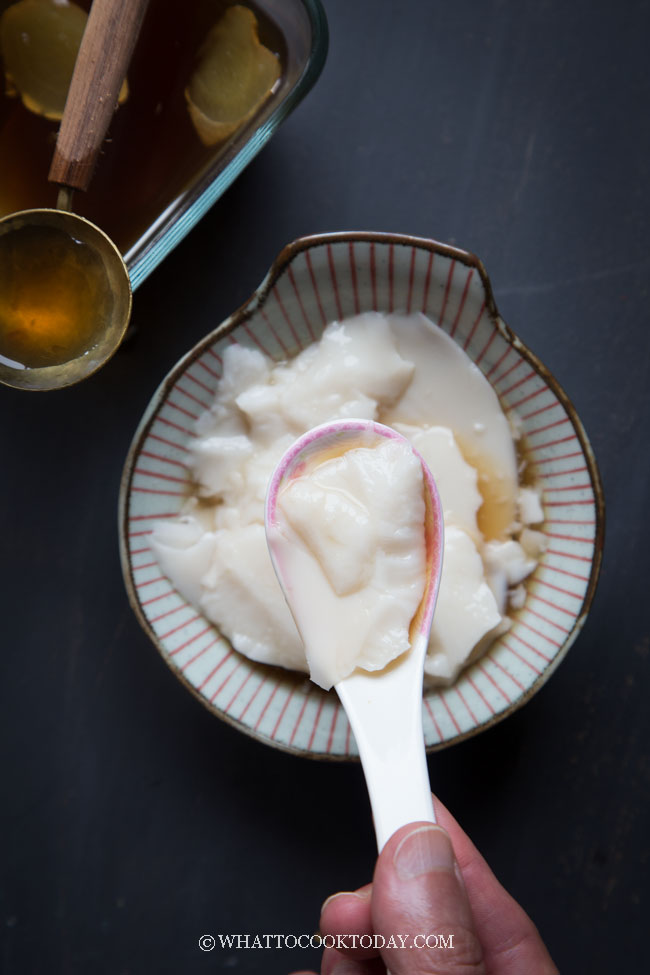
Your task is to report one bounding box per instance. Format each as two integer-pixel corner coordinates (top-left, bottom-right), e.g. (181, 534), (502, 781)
(118, 230), (606, 759)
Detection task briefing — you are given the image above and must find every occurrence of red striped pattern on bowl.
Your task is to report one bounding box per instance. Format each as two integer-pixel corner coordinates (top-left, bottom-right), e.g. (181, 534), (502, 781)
(119, 232), (604, 757)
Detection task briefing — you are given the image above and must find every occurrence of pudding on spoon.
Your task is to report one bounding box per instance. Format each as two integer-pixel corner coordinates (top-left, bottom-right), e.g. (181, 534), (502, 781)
(265, 419), (444, 849)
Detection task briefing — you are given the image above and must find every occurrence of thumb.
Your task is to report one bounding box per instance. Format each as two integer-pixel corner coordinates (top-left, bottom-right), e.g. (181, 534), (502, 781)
(371, 823), (485, 975)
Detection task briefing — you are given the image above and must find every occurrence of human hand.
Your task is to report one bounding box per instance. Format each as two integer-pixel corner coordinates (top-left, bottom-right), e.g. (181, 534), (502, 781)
(310, 796), (559, 974)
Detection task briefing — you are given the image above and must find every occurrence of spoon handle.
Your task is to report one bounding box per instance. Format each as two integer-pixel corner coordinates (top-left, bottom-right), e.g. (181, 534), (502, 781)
(49, 0), (150, 193)
(336, 634), (435, 852)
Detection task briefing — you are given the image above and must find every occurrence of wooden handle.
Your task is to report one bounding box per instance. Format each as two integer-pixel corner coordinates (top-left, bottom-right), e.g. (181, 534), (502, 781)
(49, 0), (150, 192)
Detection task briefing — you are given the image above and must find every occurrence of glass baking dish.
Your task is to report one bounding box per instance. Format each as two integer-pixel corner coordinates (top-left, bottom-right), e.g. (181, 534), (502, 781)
(0, 0), (328, 289)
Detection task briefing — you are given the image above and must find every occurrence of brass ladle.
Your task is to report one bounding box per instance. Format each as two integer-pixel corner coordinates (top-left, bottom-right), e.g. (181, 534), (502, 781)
(0, 0), (150, 391)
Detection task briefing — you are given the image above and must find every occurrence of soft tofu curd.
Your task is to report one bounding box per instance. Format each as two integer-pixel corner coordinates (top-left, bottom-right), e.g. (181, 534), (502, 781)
(269, 438), (427, 690)
(149, 312), (545, 686)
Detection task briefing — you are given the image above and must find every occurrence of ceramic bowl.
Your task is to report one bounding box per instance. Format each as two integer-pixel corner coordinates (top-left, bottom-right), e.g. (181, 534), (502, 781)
(118, 232), (604, 758)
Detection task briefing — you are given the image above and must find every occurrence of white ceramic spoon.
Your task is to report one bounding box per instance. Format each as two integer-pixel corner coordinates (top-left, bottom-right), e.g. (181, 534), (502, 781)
(265, 419), (444, 851)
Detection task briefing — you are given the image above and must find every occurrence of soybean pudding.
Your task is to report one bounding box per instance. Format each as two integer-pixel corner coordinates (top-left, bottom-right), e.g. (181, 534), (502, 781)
(149, 312), (546, 686)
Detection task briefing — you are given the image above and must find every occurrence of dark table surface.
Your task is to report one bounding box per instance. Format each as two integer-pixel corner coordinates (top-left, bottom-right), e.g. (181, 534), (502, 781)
(2, 0), (649, 972)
